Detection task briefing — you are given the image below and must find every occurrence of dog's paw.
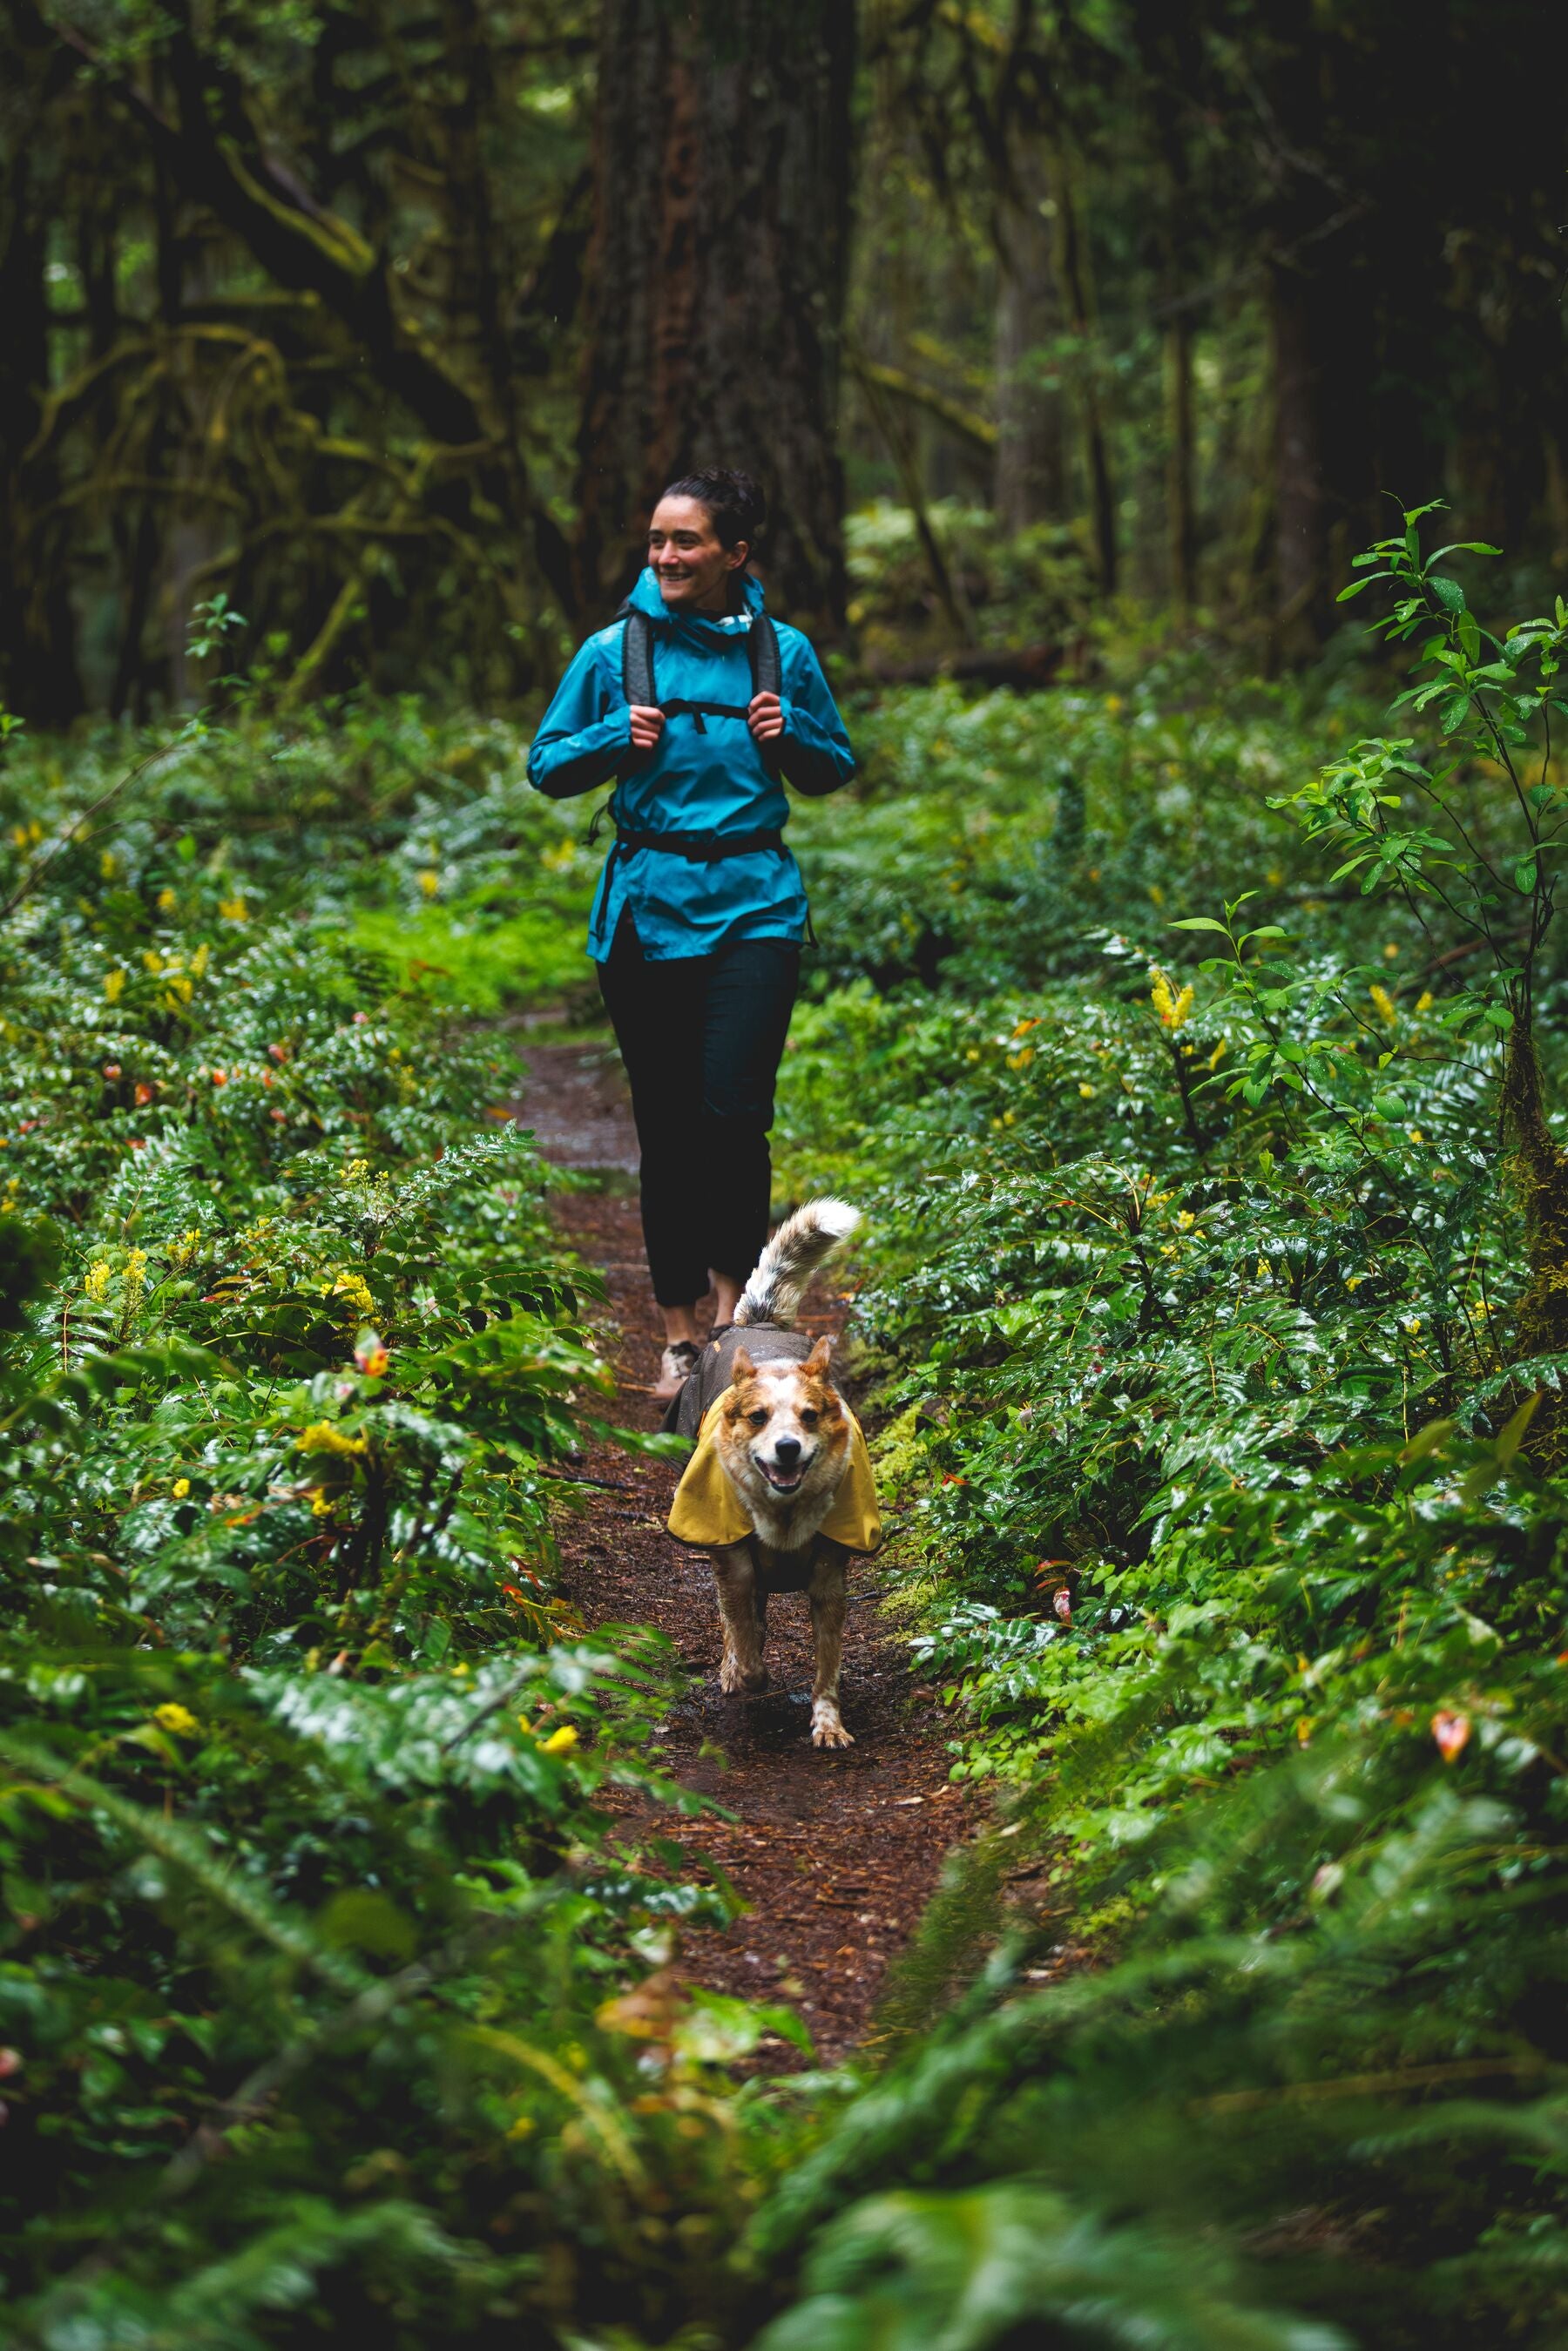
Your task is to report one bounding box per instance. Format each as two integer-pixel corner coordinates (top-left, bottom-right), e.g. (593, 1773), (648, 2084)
(720, 1656), (769, 1694)
(811, 1709), (854, 1748)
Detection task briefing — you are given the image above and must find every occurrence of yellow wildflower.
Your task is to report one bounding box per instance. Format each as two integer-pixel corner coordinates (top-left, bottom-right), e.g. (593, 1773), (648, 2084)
(142, 949), (163, 974)
(190, 942), (210, 977)
(1150, 971), (1194, 1031)
(1408, 1128), (1424, 1145)
(218, 894), (248, 923)
(311, 1492), (335, 1517)
(1078, 1082), (1096, 1099)
(1369, 983), (1398, 1026)
(99, 849), (117, 880)
(417, 868), (441, 897)
(1416, 990), (1435, 1012)
(123, 1248), (148, 1307)
(1256, 1258), (1268, 1280)
(331, 1272), (375, 1321)
(157, 887), (177, 914)
(540, 1725), (578, 1754)
(1005, 1045), (1035, 1072)
(172, 1477), (191, 1499)
(153, 1703), (198, 1736)
(298, 1421), (368, 1456)
(103, 969), (125, 1003)
(84, 1260), (112, 1302)
(1382, 942), (1399, 960)
(1176, 1209), (1195, 1231)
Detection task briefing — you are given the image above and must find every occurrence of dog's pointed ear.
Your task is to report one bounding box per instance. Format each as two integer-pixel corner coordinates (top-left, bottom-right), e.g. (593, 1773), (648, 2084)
(730, 1344), (757, 1383)
(803, 1335), (835, 1376)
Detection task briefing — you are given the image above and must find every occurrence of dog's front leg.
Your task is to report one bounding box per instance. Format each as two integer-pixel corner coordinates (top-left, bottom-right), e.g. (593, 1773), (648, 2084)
(712, 1540), (768, 1692)
(808, 1540), (853, 1747)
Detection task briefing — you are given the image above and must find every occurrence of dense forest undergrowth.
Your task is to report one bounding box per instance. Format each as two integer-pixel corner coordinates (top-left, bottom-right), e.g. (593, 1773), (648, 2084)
(7, 523), (1568, 2345)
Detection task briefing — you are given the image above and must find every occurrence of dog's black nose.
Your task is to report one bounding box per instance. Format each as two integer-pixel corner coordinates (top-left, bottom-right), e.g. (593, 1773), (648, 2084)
(774, 1436), (802, 1465)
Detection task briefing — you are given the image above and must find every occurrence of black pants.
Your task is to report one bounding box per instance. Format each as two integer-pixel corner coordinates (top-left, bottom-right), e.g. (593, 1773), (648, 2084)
(598, 914), (800, 1307)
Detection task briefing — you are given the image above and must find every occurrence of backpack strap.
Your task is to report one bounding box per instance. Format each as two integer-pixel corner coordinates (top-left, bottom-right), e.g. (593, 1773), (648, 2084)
(748, 611), (782, 773)
(747, 611), (782, 700)
(619, 604), (655, 709)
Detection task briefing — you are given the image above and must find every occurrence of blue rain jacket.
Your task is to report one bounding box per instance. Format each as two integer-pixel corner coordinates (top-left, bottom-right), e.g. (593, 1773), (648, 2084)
(526, 567), (855, 961)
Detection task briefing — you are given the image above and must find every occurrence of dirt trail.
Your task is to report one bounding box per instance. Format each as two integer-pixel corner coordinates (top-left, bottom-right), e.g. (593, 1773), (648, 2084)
(513, 1029), (977, 2066)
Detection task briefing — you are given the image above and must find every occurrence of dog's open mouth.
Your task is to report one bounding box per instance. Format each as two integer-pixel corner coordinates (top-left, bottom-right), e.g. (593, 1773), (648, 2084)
(760, 1459), (808, 1493)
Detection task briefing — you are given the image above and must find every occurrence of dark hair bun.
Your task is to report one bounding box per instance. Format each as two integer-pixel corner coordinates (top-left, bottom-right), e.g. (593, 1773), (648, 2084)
(660, 467), (767, 551)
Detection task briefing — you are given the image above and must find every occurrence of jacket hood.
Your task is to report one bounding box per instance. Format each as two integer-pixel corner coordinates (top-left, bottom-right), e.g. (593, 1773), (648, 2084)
(626, 564), (767, 638)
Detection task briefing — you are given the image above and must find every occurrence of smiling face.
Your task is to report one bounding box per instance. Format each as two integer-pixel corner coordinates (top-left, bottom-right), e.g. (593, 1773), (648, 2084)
(722, 1338), (846, 1497)
(647, 494), (750, 614)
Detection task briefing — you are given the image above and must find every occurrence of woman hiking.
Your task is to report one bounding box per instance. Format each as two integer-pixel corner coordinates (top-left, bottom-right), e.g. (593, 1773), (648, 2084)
(527, 468), (856, 1398)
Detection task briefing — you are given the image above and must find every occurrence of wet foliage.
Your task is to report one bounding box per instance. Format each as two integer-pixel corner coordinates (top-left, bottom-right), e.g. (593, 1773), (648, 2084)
(758, 529), (1568, 2348)
(0, 701), (781, 2348)
(10, 521), (1568, 2345)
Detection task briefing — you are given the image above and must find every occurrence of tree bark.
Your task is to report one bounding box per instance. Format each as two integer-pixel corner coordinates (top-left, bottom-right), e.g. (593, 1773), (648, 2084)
(993, 158), (1064, 533)
(576, 0), (856, 633)
(1051, 158), (1116, 597)
(1269, 258), (1323, 651)
(1165, 313), (1196, 612)
(0, 1), (81, 722)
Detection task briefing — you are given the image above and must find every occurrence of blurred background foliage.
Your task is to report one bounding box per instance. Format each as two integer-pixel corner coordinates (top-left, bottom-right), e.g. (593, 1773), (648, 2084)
(3, 0), (1568, 714)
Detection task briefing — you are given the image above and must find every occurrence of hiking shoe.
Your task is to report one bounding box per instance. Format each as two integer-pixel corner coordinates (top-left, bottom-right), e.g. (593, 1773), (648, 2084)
(653, 1340), (700, 1402)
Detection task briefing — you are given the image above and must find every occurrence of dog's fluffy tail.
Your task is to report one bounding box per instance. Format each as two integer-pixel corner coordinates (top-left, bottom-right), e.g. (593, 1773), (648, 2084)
(733, 1199), (860, 1330)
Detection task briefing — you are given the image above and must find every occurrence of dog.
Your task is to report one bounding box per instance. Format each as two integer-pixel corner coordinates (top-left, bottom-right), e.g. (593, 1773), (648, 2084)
(665, 1199), (880, 1749)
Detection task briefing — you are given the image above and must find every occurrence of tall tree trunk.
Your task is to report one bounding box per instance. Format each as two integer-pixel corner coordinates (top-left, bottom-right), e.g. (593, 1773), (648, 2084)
(1165, 314), (1196, 612)
(0, 3), (80, 723)
(1052, 159), (1116, 596)
(577, 0), (856, 632)
(1269, 258), (1325, 656)
(993, 157), (1064, 533)
(1258, 0), (1382, 654)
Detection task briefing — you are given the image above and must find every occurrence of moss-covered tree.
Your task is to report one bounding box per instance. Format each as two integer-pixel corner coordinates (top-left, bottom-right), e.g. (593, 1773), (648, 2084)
(575, 0), (856, 631)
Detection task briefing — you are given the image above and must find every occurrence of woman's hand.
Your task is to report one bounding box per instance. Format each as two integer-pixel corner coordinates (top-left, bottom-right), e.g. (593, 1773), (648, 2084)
(747, 691), (786, 744)
(628, 704), (666, 750)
